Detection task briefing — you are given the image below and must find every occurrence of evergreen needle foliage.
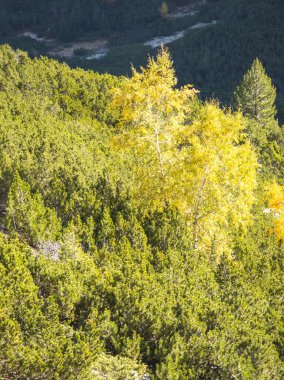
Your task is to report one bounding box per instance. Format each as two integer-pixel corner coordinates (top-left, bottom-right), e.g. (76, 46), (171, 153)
(234, 58), (284, 178)
(0, 45), (283, 379)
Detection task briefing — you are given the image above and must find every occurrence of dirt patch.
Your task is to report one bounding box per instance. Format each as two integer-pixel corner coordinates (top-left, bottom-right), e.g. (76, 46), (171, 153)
(144, 19), (217, 49)
(190, 20), (217, 29)
(19, 31), (53, 43)
(167, 0), (207, 19)
(49, 39), (109, 58)
(144, 31), (186, 48)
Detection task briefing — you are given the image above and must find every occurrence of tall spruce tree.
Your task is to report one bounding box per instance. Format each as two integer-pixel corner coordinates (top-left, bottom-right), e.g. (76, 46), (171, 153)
(233, 58), (283, 178)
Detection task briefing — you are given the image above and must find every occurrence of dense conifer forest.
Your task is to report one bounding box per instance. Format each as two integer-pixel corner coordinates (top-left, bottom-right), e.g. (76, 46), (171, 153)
(0, 1), (283, 379)
(0, 44), (283, 379)
(1, 0), (284, 119)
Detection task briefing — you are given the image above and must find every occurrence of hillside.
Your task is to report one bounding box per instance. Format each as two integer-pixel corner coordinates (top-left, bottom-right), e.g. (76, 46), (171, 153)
(1, 0), (284, 119)
(0, 44), (283, 379)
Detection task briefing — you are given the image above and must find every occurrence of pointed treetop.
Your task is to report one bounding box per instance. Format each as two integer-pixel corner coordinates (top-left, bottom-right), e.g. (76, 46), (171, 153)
(131, 46), (177, 89)
(234, 58), (277, 126)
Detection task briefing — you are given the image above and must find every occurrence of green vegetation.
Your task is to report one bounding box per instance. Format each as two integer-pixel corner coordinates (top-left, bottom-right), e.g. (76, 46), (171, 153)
(2, 1), (284, 121)
(0, 0), (164, 40)
(0, 45), (283, 379)
(233, 58), (284, 178)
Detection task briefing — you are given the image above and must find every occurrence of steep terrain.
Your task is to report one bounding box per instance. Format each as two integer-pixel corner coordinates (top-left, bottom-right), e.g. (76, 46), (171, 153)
(1, 0), (283, 119)
(0, 2), (284, 378)
(0, 44), (283, 379)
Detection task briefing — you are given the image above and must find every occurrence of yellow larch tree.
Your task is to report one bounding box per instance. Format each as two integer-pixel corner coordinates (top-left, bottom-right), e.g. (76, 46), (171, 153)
(113, 49), (258, 254)
(112, 47), (197, 207)
(160, 2), (169, 18)
(178, 103), (258, 252)
(267, 182), (284, 241)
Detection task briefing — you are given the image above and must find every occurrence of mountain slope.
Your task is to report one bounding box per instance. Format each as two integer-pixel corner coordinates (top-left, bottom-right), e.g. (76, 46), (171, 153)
(2, 0), (283, 118)
(0, 45), (283, 379)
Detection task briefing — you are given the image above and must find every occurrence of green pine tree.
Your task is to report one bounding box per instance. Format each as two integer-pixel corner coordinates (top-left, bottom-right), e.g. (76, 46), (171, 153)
(233, 58), (283, 178)
(234, 59), (276, 128)
(5, 172), (62, 245)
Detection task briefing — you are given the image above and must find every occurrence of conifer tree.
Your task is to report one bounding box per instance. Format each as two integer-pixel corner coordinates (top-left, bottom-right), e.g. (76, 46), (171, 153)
(233, 58), (283, 177)
(159, 2), (169, 17)
(113, 47), (196, 208)
(266, 182), (284, 241)
(114, 50), (257, 253)
(234, 59), (276, 128)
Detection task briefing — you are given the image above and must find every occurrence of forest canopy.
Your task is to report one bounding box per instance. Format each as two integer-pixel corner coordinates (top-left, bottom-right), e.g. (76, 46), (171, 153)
(1, 0), (284, 122)
(0, 45), (283, 379)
